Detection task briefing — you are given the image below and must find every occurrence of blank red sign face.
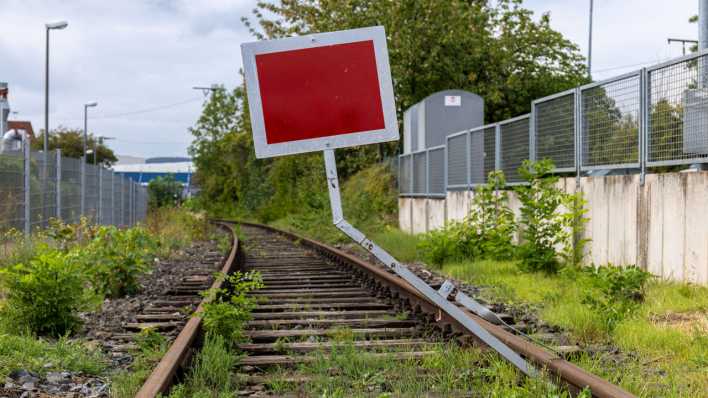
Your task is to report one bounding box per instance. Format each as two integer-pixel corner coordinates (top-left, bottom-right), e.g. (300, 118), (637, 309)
(255, 40), (385, 144)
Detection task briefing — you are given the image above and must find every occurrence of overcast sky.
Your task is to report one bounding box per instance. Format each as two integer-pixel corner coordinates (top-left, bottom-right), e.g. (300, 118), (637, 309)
(0, 0), (699, 159)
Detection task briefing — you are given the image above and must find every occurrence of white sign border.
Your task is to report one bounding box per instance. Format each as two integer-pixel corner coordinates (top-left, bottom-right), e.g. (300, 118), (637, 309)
(241, 26), (399, 159)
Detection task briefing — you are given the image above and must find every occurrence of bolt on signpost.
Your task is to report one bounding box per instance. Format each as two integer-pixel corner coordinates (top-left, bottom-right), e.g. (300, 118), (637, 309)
(241, 26), (534, 377)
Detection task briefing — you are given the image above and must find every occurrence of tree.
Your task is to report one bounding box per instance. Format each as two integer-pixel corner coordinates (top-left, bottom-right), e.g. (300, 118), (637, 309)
(191, 0), (591, 221)
(244, 0), (589, 131)
(31, 127), (118, 165)
(147, 175), (183, 208)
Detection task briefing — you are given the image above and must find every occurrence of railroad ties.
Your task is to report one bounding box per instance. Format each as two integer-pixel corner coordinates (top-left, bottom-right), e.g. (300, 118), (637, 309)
(96, 250), (224, 360)
(238, 226), (436, 391)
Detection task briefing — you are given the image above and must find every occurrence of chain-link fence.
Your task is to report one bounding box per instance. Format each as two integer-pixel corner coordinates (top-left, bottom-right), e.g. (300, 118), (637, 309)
(398, 49), (708, 197)
(647, 53), (708, 166)
(427, 146), (445, 197)
(581, 71), (641, 170)
(0, 146), (148, 234)
(533, 90), (576, 172)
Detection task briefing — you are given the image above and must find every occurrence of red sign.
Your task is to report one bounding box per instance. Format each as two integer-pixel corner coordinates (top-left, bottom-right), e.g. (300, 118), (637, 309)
(241, 26), (398, 158)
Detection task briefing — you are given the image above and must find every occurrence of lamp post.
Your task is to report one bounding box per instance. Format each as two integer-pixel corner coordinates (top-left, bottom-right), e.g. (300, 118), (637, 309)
(83, 102), (98, 159)
(44, 20), (68, 153)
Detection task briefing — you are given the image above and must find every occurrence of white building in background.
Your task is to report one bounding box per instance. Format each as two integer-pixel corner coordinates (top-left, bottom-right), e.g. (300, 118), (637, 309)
(112, 160), (196, 196)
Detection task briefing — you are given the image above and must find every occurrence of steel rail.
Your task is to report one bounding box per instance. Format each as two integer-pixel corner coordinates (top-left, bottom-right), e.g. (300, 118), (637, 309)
(135, 221), (240, 398)
(236, 220), (635, 398)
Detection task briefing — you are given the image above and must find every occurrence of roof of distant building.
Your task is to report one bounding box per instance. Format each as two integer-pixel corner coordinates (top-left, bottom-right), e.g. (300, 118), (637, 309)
(112, 161), (194, 173)
(7, 121), (34, 138)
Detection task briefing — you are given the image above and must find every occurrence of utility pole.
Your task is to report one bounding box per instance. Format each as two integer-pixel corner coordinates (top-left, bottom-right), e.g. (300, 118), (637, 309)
(588, 0), (594, 78)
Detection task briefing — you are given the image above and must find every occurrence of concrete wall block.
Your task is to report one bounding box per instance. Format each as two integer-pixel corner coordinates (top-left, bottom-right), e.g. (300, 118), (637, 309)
(411, 198), (427, 234)
(606, 175), (638, 266)
(427, 198), (447, 231)
(445, 190), (472, 222)
(660, 174), (687, 281)
(683, 172), (708, 284)
(644, 174), (664, 277)
(398, 198), (413, 234)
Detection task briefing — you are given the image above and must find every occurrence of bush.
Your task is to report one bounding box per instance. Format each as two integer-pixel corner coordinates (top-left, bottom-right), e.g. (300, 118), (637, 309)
(79, 226), (157, 298)
(0, 249), (90, 336)
(148, 174), (183, 209)
(460, 171), (516, 260)
(516, 159), (583, 273)
(582, 265), (651, 331)
(201, 271), (263, 344)
(417, 223), (464, 267)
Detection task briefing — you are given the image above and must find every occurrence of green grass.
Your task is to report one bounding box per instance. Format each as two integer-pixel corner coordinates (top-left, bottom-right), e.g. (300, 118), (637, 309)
(278, 223), (707, 397)
(165, 333), (241, 398)
(261, 332), (582, 397)
(0, 333), (106, 379)
(110, 333), (168, 398)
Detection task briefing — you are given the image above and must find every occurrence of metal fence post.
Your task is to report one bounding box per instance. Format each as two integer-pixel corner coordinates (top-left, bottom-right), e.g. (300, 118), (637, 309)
(640, 67), (648, 186)
(56, 149), (61, 222)
(23, 140), (30, 236)
(110, 171), (115, 226)
(529, 109), (536, 162)
(466, 131), (471, 188)
(575, 87), (582, 186)
(80, 156), (85, 217)
(495, 124), (501, 171)
(98, 167), (103, 224)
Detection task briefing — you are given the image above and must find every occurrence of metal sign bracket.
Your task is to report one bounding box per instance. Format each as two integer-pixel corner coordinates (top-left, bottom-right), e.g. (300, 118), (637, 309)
(323, 149), (536, 377)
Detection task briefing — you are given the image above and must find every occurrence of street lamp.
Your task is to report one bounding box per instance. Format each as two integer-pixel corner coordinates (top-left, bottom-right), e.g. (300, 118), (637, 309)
(44, 20), (68, 153)
(83, 101), (98, 160)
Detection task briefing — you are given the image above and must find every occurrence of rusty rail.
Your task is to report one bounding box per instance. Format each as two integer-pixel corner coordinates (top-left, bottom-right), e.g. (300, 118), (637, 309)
(135, 221), (240, 398)
(236, 221), (635, 398)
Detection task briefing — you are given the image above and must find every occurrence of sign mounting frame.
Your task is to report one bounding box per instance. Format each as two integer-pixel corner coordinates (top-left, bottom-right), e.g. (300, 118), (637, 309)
(241, 26), (398, 159)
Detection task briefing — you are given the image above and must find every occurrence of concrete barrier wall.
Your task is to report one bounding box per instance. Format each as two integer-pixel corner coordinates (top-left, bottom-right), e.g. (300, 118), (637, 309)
(399, 171), (708, 285)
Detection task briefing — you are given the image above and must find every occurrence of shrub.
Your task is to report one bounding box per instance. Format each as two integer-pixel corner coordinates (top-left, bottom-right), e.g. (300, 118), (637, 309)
(417, 223), (464, 267)
(80, 226), (157, 298)
(147, 174), (183, 209)
(201, 271), (263, 344)
(516, 159), (583, 273)
(459, 171), (516, 260)
(582, 265), (651, 331)
(0, 249), (89, 336)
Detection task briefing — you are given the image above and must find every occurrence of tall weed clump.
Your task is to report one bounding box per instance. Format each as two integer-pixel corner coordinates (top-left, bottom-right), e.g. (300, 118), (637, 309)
(79, 226), (158, 298)
(0, 248), (90, 336)
(418, 171), (516, 266)
(516, 159), (586, 273)
(460, 171), (516, 260)
(582, 265), (651, 332)
(202, 270), (263, 344)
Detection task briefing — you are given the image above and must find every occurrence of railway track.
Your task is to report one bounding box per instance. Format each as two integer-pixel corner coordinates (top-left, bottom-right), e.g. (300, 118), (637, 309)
(137, 221), (635, 398)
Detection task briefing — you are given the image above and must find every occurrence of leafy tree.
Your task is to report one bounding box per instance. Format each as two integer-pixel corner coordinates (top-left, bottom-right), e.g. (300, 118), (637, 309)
(148, 175), (183, 209)
(31, 127), (118, 165)
(192, 0), (591, 223)
(244, 0), (589, 138)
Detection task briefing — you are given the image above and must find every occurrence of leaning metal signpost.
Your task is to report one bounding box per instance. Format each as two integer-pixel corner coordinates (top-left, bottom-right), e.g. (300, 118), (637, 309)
(241, 26), (534, 376)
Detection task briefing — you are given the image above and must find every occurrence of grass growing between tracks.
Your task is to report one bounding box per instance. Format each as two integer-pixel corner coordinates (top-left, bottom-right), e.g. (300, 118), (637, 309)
(260, 331), (583, 397)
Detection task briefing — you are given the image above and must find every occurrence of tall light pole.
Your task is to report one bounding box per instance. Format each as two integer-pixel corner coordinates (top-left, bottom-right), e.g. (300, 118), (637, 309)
(83, 102), (98, 160)
(588, 0), (594, 78)
(44, 21), (68, 152)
